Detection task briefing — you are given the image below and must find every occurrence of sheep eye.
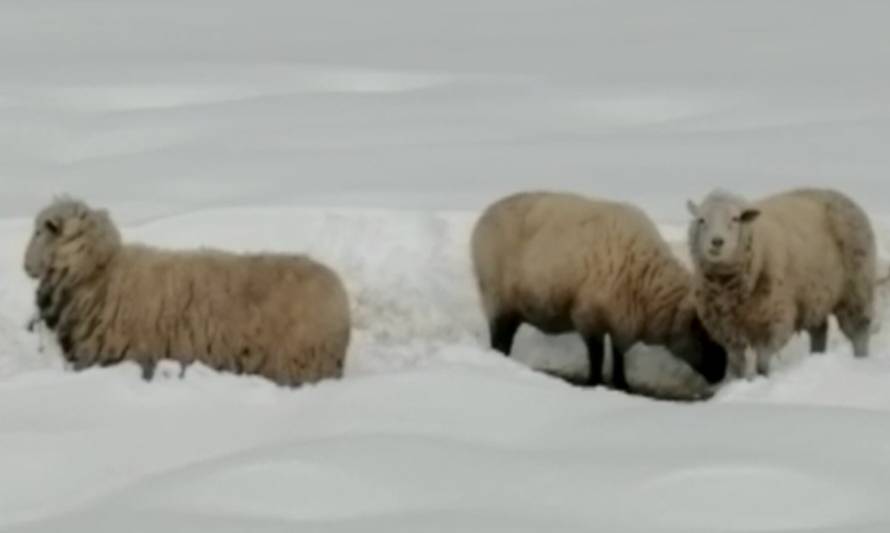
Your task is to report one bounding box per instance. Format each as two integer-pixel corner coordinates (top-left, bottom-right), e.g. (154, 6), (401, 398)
(697, 218), (705, 225)
(44, 220), (60, 235)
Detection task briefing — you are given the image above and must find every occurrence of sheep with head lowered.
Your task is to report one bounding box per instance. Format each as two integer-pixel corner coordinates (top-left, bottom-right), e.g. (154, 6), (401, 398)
(24, 197), (351, 385)
(687, 188), (876, 380)
(471, 191), (727, 393)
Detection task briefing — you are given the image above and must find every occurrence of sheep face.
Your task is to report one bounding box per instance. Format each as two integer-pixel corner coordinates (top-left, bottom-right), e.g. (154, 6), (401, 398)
(687, 192), (760, 269)
(24, 211), (63, 280)
(24, 199), (121, 281)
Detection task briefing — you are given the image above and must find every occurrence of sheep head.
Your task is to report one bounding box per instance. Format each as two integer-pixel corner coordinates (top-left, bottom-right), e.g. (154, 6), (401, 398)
(24, 197), (122, 282)
(668, 295), (728, 385)
(687, 190), (759, 271)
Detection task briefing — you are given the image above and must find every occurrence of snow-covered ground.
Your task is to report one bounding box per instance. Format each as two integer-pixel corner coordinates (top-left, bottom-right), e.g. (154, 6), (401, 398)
(3, 1), (890, 531)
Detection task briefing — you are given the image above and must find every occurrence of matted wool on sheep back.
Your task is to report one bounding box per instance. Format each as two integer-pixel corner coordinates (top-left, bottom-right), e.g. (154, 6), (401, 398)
(687, 187), (876, 380)
(23, 197), (351, 386)
(471, 190), (727, 394)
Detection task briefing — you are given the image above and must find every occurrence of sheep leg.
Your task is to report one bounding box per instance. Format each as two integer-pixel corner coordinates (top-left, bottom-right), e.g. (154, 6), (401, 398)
(610, 340), (629, 392)
(139, 359), (157, 382)
(489, 313), (521, 356)
(756, 349), (773, 377)
(837, 311), (871, 358)
(728, 347), (756, 380)
(808, 322), (828, 354)
(36, 331), (46, 354)
(849, 328), (869, 358)
(726, 349), (744, 379)
(26, 315), (47, 353)
(742, 347), (759, 379)
(584, 335), (605, 386)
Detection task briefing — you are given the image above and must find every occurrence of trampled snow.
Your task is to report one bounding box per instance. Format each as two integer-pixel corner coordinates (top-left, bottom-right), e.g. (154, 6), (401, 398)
(3, 1), (890, 532)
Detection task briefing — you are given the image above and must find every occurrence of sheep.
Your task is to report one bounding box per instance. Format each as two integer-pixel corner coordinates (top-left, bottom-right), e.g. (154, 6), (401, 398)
(23, 197), (351, 386)
(471, 191), (727, 392)
(686, 188), (876, 380)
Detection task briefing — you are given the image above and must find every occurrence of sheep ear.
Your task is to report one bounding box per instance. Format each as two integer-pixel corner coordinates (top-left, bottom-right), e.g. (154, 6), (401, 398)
(686, 200), (699, 217)
(44, 218), (61, 235)
(740, 208), (760, 223)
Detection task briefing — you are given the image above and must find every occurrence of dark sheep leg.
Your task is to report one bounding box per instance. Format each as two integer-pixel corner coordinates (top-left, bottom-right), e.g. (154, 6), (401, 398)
(611, 340), (629, 392)
(809, 321), (828, 354)
(584, 334), (605, 386)
(489, 313), (521, 356)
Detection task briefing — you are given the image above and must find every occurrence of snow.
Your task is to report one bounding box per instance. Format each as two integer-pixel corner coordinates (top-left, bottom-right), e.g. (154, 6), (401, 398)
(3, 1), (890, 531)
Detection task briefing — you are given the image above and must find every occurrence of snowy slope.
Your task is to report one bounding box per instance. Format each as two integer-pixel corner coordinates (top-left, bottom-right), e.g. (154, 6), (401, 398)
(3, 1), (890, 222)
(3, 1), (890, 532)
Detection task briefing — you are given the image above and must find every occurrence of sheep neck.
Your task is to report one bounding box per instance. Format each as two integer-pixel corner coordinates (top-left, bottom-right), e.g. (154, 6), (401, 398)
(639, 258), (691, 344)
(39, 245), (120, 331)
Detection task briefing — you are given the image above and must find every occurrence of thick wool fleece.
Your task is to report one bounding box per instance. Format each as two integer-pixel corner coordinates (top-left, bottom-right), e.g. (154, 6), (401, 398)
(689, 188), (876, 378)
(25, 198), (351, 385)
(472, 191), (726, 389)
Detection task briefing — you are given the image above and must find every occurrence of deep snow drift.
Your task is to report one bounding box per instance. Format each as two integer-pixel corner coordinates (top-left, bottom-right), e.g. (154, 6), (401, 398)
(3, 1), (890, 532)
(2, 208), (890, 532)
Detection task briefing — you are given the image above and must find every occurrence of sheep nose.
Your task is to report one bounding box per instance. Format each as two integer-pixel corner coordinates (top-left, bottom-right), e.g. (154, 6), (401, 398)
(711, 237), (724, 248)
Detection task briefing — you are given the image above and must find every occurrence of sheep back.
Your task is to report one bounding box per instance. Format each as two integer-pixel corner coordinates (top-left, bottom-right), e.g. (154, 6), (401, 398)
(757, 189), (874, 330)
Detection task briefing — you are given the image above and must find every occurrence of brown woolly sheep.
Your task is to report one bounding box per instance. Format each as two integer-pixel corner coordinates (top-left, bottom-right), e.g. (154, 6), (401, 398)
(471, 191), (727, 392)
(24, 197), (351, 385)
(687, 188), (876, 379)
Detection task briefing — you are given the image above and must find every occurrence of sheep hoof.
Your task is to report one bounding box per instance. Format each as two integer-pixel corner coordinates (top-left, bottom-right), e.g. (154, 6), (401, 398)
(140, 361), (157, 382)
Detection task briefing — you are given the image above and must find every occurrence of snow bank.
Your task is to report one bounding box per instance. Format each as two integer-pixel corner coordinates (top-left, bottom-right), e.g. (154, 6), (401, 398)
(2, 206), (890, 532)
